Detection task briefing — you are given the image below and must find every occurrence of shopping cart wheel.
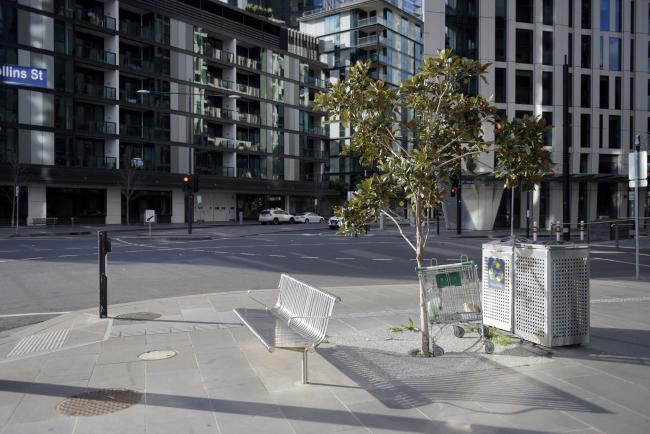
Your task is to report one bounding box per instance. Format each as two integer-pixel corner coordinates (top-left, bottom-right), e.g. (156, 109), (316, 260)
(432, 345), (445, 357)
(484, 340), (495, 354)
(452, 325), (465, 338)
(481, 325), (490, 338)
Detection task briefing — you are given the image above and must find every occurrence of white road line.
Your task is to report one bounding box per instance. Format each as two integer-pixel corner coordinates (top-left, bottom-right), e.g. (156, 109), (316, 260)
(372, 258), (393, 261)
(240, 253), (257, 256)
(335, 257), (355, 260)
(24, 257), (44, 260)
(192, 249), (206, 252)
(592, 257), (650, 268)
(33, 248), (53, 251)
(0, 260), (10, 263)
(64, 247), (83, 250)
(0, 312), (70, 318)
(301, 256), (319, 259)
(268, 254), (286, 257)
(212, 251), (229, 254)
(58, 254), (78, 258)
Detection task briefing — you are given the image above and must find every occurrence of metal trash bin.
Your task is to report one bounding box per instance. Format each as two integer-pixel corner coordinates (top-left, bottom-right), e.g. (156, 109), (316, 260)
(514, 243), (590, 347)
(481, 240), (516, 332)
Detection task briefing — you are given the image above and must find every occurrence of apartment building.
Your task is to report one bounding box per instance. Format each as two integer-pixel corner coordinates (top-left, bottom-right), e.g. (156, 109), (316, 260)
(0, 0), (330, 225)
(425, 0), (649, 230)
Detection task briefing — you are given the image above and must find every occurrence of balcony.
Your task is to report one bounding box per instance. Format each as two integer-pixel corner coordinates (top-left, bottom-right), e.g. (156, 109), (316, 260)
(237, 168), (265, 178)
(119, 90), (169, 108)
(195, 166), (235, 177)
(356, 35), (386, 47)
(202, 106), (234, 121)
(236, 83), (260, 97)
(120, 56), (168, 75)
(76, 120), (116, 135)
(119, 21), (170, 45)
(235, 140), (262, 152)
(75, 43), (116, 65)
(301, 149), (327, 159)
(76, 82), (116, 100)
(356, 16), (386, 28)
(58, 156), (117, 169)
(236, 112), (261, 124)
(301, 125), (328, 136)
(119, 125), (169, 140)
(74, 7), (116, 30)
(301, 75), (327, 88)
(204, 46), (235, 64)
(205, 136), (236, 150)
(121, 158), (170, 172)
(236, 56), (261, 71)
(207, 76), (234, 91)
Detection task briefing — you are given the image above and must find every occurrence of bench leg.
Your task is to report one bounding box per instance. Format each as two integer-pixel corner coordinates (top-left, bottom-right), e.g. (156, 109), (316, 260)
(302, 350), (308, 384)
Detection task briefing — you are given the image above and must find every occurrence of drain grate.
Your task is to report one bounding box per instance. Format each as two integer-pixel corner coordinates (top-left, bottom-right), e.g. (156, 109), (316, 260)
(7, 328), (70, 358)
(114, 312), (161, 325)
(57, 389), (143, 416)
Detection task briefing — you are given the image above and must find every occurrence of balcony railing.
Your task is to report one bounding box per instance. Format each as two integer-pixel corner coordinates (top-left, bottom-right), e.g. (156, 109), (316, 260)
(356, 35), (382, 47)
(207, 76), (234, 90)
(119, 125), (169, 140)
(237, 168), (265, 178)
(76, 120), (116, 135)
(204, 46), (235, 63)
(236, 112), (261, 124)
(301, 125), (328, 136)
(119, 90), (170, 108)
(196, 166), (235, 177)
(301, 149), (327, 159)
(75, 43), (116, 65)
(121, 158), (170, 172)
(120, 56), (169, 75)
(56, 156), (117, 169)
(74, 7), (116, 30)
(76, 82), (116, 100)
(205, 136), (236, 149)
(301, 75), (327, 88)
(356, 16), (386, 28)
(236, 83), (260, 97)
(119, 21), (170, 44)
(202, 106), (234, 120)
(235, 140), (262, 151)
(236, 56), (261, 70)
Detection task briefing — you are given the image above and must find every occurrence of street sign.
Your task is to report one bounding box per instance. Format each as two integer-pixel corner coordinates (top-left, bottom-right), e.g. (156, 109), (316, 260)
(15, 186), (19, 197)
(145, 209), (156, 223)
(0, 65), (48, 88)
(628, 151), (648, 180)
(629, 191), (635, 201)
(629, 179), (648, 188)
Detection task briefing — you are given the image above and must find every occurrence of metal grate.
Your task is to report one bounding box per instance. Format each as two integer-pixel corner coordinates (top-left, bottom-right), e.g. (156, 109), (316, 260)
(57, 389), (142, 416)
(7, 329), (70, 358)
(514, 251), (547, 344)
(481, 244), (513, 332)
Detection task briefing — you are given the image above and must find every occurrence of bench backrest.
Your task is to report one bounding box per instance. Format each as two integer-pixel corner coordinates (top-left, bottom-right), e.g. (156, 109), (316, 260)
(275, 274), (340, 344)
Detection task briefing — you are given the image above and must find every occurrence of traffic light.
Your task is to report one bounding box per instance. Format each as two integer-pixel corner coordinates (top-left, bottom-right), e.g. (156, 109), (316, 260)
(182, 175), (190, 192)
(450, 179), (458, 197)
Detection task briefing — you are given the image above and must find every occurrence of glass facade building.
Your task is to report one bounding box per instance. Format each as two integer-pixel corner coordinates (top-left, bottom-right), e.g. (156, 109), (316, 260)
(0, 0), (330, 225)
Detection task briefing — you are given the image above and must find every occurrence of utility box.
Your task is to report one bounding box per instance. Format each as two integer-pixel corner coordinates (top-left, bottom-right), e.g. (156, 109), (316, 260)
(514, 243), (590, 347)
(481, 241), (515, 332)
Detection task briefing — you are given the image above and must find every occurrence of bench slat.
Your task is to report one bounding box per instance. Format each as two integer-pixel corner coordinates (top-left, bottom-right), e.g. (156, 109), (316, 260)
(233, 308), (315, 350)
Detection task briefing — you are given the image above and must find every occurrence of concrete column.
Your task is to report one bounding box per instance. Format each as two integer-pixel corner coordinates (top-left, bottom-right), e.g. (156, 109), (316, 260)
(26, 183), (46, 226)
(171, 189), (185, 223)
(106, 187), (121, 224)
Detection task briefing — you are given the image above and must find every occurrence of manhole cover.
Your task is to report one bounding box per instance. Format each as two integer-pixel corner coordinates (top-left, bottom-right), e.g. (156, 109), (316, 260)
(138, 349), (178, 360)
(114, 312), (161, 322)
(57, 389), (142, 416)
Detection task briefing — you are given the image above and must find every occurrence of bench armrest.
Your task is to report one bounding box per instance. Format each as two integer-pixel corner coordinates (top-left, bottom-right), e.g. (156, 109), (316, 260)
(247, 290), (272, 310)
(287, 315), (332, 326)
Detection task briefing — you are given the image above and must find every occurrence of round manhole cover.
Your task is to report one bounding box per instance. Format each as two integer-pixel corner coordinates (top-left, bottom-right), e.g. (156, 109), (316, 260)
(57, 389), (142, 417)
(114, 312), (161, 321)
(138, 349), (178, 361)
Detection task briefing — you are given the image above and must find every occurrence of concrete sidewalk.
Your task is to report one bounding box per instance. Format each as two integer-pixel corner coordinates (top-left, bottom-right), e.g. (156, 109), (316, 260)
(0, 279), (649, 433)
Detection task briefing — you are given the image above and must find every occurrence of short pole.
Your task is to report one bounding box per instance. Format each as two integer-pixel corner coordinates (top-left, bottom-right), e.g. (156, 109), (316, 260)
(532, 221), (538, 242)
(555, 221), (561, 242)
(238, 211), (243, 225)
(379, 213), (384, 230)
(579, 220), (585, 241)
(98, 231), (109, 319)
(301, 350), (308, 384)
(614, 224), (619, 249)
(148, 221), (152, 237)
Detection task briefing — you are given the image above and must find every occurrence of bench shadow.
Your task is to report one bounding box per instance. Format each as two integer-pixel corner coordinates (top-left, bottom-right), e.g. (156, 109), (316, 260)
(318, 345), (611, 415)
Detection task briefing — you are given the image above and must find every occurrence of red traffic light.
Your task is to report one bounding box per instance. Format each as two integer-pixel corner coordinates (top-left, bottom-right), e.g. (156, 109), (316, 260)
(182, 175), (190, 185)
(450, 186), (457, 197)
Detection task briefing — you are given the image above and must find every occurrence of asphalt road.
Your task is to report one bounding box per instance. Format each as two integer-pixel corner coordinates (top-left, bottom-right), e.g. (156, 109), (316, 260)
(1, 225), (648, 331)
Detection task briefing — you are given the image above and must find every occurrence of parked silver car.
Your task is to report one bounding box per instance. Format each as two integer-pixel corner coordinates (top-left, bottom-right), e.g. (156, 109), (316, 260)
(259, 209), (295, 225)
(294, 212), (325, 224)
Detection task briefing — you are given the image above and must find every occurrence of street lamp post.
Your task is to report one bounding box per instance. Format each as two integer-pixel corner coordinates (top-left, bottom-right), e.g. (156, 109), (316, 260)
(137, 87), (196, 234)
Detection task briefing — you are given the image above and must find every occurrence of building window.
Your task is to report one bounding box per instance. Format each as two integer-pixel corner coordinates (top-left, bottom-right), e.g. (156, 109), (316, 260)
(600, 0), (610, 30)
(581, 35), (591, 68)
(630, 39), (634, 70)
(630, 77), (634, 110)
(0, 87), (17, 123)
(0, 4), (17, 43)
(608, 115), (621, 148)
(614, 0), (621, 32)
(599, 114), (604, 147)
(600, 76), (609, 109)
(325, 15), (339, 33)
(542, 111), (553, 145)
(543, 0), (554, 25)
(582, 0), (591, 29)
(609, 37), (621, 70)
(580, 154), (589, 173)
(614, 76), (621, 109)
(495, 0), (507, 61)
(580, 113), (591, 147)
(543, 31), (553, 65)
(568, 33), (573, 66)
(516, 0), (533, 23)
(569, 0), (574, 27)
(542, 71), (553, 105)
(599, 36), (604, 68)
(631, 1), (635, 32)
(629, 116), (634, 149)
(581, 74), (591, 107)
(495, 68), (507, 103)
(516, 29), (533, 64)
(515, 69), (533, 104)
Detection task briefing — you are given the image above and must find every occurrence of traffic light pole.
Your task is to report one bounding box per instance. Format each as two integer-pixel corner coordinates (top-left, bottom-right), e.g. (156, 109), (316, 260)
(456, 172), (462, 235)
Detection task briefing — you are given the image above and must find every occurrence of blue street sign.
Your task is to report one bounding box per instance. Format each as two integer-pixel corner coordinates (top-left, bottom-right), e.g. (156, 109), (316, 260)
(0, 64), (48, 88)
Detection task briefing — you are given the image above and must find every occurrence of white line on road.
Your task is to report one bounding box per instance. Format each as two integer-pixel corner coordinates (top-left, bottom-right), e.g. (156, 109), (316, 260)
(24, 257), (44, 260)
(64, 247), (83, 250)
(268, 254), (286, 257)
(58, 254), (78, 258)
(33, 248), (53, 251)
(335, 257), (355, 260)
(240, 253), (257, 256)
(212, 251), (229, 254)
(0, 312), (70, 318)
(372, 258), (393, 261)
(592, 257), (650, 268)
(301, 256), (319, 259)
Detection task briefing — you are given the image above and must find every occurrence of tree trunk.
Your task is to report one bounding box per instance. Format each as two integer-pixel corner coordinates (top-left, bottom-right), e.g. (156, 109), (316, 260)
(415, 199), (430, 357)
(126, 195), (130, 225)
(510, 187), (515, 238)
(10, 190), (15, 228)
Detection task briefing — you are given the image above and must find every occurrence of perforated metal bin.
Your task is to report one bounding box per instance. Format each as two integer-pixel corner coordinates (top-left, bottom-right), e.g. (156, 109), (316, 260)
(514, 243), (590, 347)
(481, 241), (515, 332)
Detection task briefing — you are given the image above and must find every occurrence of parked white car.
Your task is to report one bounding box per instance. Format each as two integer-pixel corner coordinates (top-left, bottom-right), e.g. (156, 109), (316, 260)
(294, 212), (325, 224)
(259, 209), (295, 225)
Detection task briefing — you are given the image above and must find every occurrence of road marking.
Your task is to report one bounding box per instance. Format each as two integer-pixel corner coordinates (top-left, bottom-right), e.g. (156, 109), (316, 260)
(592, 257), (650, 268)
(24, 257), (44, 260)
(34, 248), (53, 251)
(592, 296), (650, 303)
(192, 249), (206, 252)
(64, 247), (82, 250)
(301, 256), (319, 259)
(240, 253), (257, 256)
(212, 251), (229, 254)
(335, 257), (355, 260)
(372, 258), (393, 261)
(0, 311), (70, 318)
(0, 250), (19, 253)
(58, 254), (78, 258)
(268, 254), (286, 258)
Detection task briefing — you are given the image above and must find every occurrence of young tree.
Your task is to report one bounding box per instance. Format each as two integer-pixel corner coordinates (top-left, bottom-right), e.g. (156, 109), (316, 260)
(0, 150), (28, 231)
(316, 50), (549, 356)
(118, 160), (146, 225)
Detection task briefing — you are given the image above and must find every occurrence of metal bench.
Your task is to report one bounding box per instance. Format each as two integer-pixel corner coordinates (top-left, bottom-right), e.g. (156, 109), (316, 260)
(233, 274), (341, 384)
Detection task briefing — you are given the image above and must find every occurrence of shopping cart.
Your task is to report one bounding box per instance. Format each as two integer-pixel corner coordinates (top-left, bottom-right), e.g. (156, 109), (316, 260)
(417, 259), (494, 356)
